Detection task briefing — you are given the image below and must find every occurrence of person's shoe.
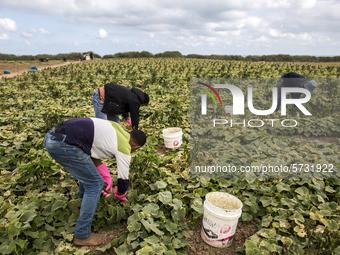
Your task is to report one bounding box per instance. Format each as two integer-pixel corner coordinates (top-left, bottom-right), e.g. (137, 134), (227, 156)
(73, 233), (106, 246)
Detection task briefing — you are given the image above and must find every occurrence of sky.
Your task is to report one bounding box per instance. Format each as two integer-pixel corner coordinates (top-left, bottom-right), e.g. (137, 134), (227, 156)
(0, 0), (339, 56)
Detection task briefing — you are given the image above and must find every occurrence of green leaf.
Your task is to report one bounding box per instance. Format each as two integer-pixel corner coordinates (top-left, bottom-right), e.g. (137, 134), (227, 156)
(245, 240), (259, 254)
(114, 244), (129, 254)
(142, 203), (160, 217)
(170, 199), (182, 210)
(7, 219), (22, 239)
(281, 198), (297, 208)
(290, 212), (305, 224)
(154, 181), (167, 189)
(172, 237), (188, 249)
(257, 228), (276, 239)
(165, 221), (178, 234)
(242, 212), (253, 221)
(333, 246), (340, 254)
(151, 244), (166, 254)
(96, 242), (112, 252)
(276, 182), (291, 193)
(127, 213), (141, 232)
(259, 239), (282, 253)
(294, 225), (307, 237)
(171, 208), (186, 222)
(261, 215), (273, 228)
(295, 186), (309, 196)
(141, 218), (164, 236)
(324, 185), (336, 193)
(128, 222), (141, 233)
(144, 235), (160, 245)
(0, 240), (16, 255)
(127, 232), (139, 245)
(44, 223), (55, 231)
(20, 211), (37, 223)
(327, 220), (339, 231)
(259, 197), (271, 207)
(158, 191), (172, 205)
(116, 206), (126, 222)
(190, 197), (203, 214)
(51, 200), (65, 212)
(281, 237), (293, 247)
(5, 210), (21, 222)
(135, 245), (154, 255)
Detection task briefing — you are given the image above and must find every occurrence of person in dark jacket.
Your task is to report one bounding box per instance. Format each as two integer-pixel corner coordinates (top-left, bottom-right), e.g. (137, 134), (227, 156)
(92, 83), (149, 130)
(275, 72), (317, 112)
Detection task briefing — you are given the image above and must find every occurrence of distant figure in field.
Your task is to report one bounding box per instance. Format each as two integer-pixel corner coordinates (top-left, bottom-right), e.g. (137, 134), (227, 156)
(275, 72), (317, 112)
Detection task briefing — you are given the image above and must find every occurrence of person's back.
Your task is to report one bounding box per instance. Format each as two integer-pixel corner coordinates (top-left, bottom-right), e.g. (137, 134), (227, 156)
(92, 83), (149, 129)
(275, 72), (317, 112)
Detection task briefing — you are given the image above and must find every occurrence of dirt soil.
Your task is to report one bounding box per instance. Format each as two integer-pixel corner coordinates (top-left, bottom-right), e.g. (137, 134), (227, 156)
(79, 217), (258, 254)
(79, 226), (126, 254)
(186, 217), (258, 255)
(0, 60), (78, 79)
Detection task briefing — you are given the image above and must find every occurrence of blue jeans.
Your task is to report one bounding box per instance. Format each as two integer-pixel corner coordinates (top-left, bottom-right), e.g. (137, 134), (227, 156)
(44, 131), (104, 239)
(92, 89), (120, 123)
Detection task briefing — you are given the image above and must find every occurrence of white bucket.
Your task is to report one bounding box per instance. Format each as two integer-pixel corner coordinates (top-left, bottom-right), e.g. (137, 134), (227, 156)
(201, 192), (243, 248)
(162, 127), (183, 149)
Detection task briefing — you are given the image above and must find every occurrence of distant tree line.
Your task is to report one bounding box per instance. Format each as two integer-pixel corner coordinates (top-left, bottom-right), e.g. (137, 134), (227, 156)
(185, 54), (340, 62)
(102, 51), (184, 59)
(0, 52), (101, 61)
(1, 51), (339, 62)
(101, 51), (340, 62)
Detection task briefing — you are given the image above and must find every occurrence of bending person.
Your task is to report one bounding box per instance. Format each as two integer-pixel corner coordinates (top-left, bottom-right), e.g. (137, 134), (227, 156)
(44, 117), (146, 246)
(92, 83), (149, 130)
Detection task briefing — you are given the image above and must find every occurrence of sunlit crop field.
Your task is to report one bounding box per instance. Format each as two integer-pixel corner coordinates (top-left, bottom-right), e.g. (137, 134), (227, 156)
(0, 58), (339, 254)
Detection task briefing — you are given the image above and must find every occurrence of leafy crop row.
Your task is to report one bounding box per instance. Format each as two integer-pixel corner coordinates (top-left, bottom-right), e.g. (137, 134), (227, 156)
(0, 58), (339, 254)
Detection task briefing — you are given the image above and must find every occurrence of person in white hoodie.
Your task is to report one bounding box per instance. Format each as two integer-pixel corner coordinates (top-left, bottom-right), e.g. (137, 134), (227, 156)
(44, 117), (146, 246)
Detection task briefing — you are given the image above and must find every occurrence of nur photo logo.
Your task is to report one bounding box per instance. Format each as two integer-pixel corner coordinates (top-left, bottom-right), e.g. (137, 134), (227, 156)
(196, 80), (314, 128)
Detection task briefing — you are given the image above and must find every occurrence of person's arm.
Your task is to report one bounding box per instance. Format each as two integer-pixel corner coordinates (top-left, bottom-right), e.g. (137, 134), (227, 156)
(115, 152), (131, 199)
(128, 102), (140, 130)
(91, 157), (103, 167)
(91, 157), (113, 197)
(122, 113), (132, 126)
(122, 112), (129, 120)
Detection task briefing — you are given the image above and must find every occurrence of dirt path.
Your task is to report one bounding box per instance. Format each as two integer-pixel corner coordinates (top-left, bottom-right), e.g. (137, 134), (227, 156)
(0, 61), (79, 79)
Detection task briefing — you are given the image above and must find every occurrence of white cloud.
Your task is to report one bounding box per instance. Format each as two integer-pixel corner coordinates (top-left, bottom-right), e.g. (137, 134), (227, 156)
(265, 0), (316, 9)
(38, 28), (50, 35)
(97, 28), (108, 38)
(0, 33), (10, 40)
(0, 18), (17, 40)
(21, 31), (34, 38)
(0, 18), (17, 31)
(300, 0), (316, 8)
(0, 0), (339, 55)
(21, 28), (50, 38)
(256, 35), (269, 42)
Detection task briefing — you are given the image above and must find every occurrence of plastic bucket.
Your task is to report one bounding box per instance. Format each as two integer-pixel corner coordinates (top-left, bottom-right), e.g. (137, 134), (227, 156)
(201, 192), (243, 248)
(162, 127), (183, 149)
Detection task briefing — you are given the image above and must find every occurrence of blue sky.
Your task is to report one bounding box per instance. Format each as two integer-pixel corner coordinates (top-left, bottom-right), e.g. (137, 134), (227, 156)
(0, 0), (339, 56)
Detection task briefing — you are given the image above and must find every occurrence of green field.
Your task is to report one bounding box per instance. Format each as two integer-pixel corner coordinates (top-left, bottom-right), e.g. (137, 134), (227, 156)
(0, 58), (339, 254)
